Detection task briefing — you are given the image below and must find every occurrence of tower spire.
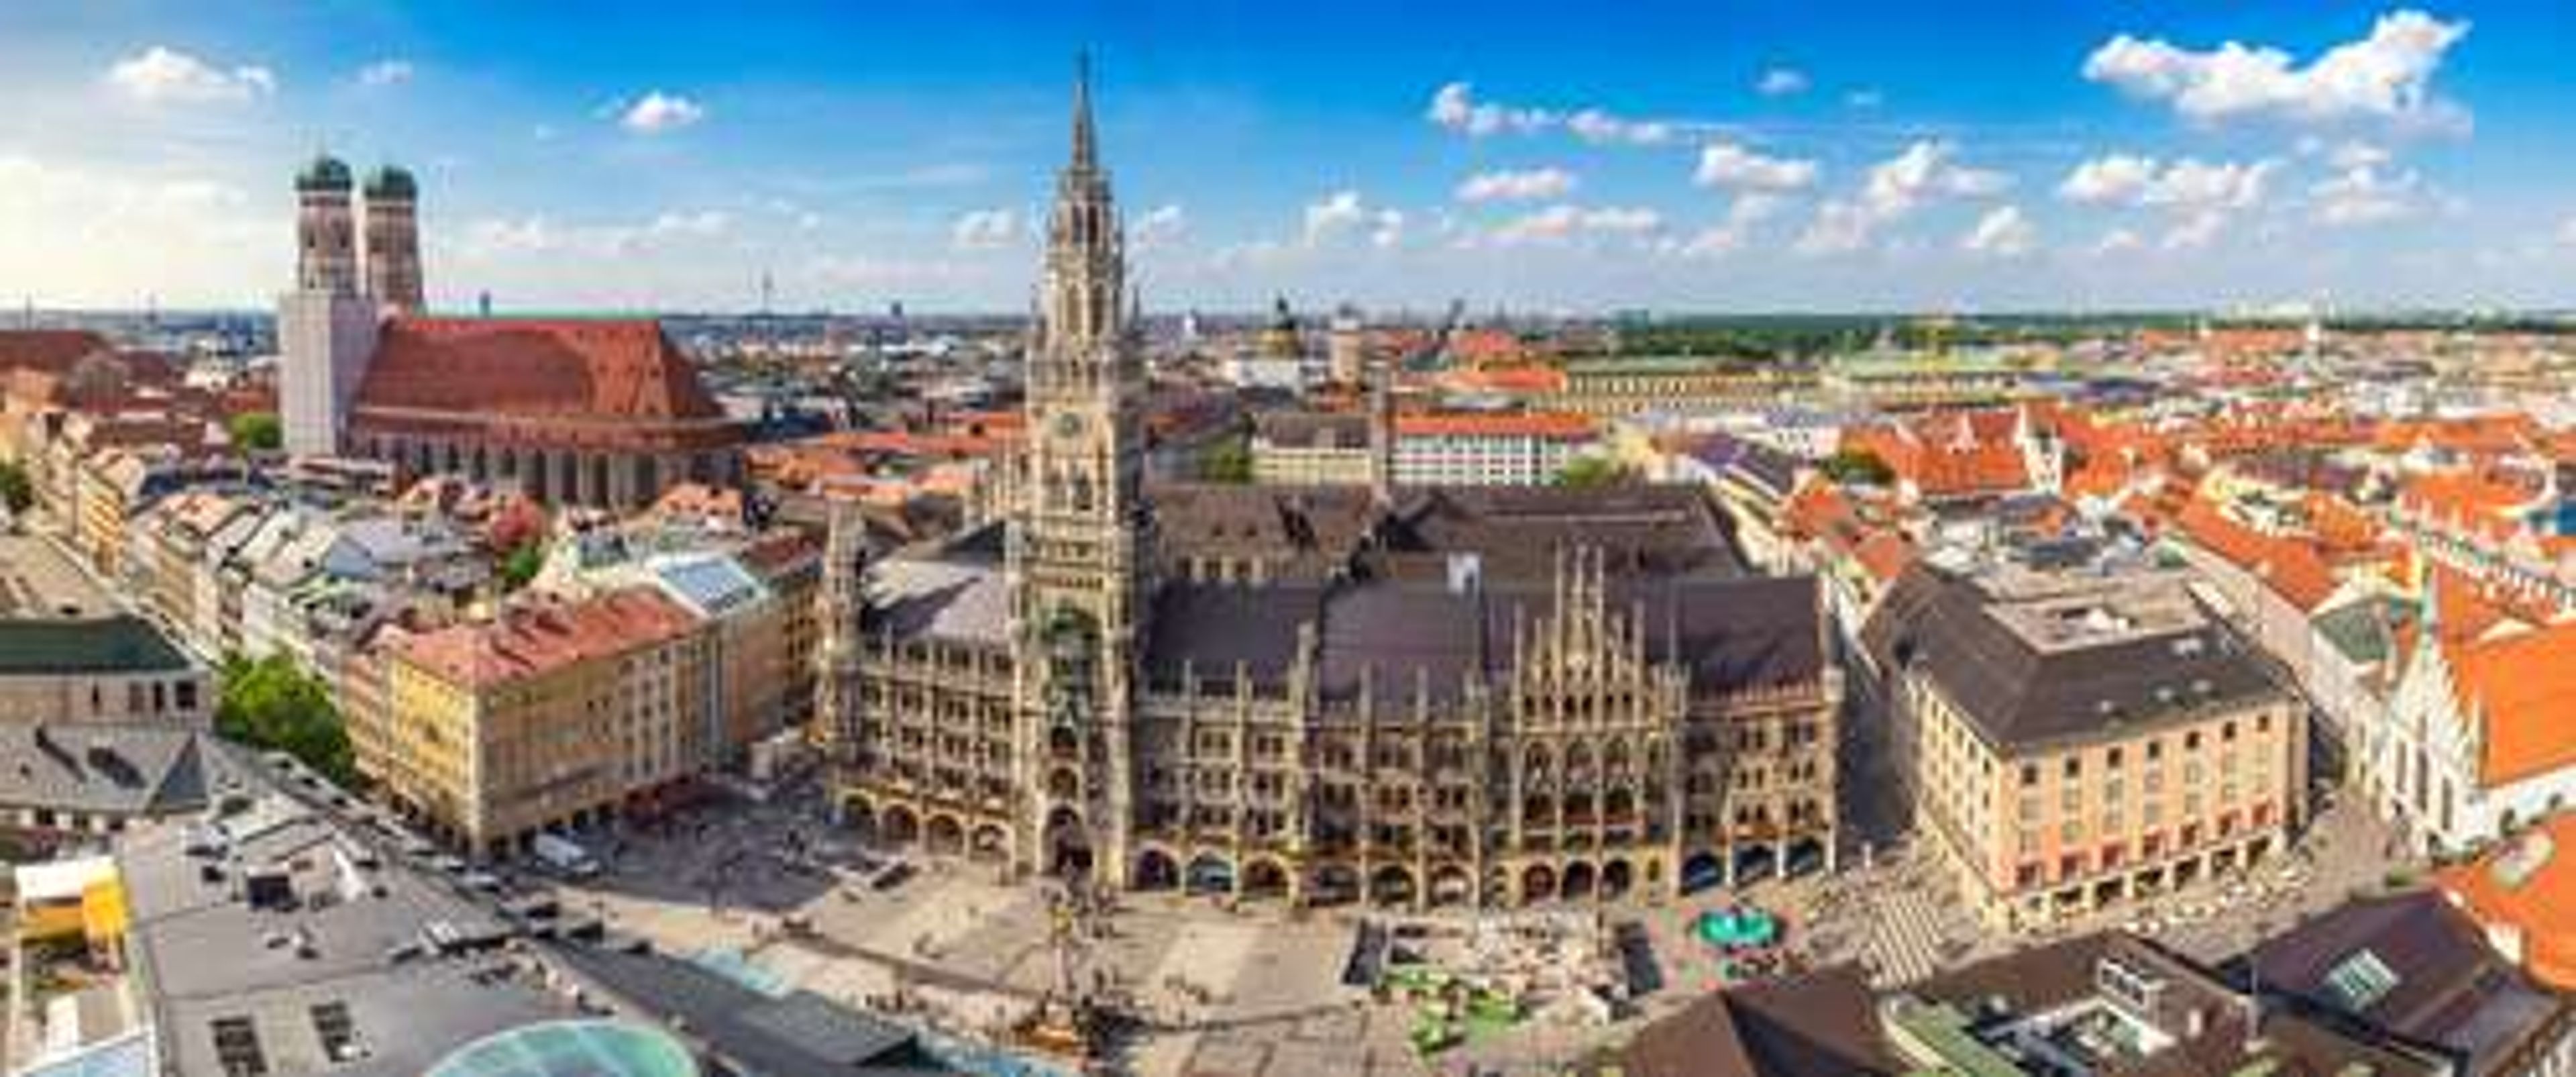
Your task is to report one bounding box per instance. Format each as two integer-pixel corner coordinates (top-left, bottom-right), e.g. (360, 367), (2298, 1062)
(1071, 51), (1098, 172)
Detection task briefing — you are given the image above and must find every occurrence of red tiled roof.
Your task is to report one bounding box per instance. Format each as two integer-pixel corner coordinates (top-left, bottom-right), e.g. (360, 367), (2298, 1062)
(2173, 499), (2339, 612)
(357, 317), (727, 424)
(392, 588), (698, 690)
(2439, 813), (2576, 991)
(0, 329), (115, 374)
(2441, 616), (2576, 788)
(1395, 411), (1595, 440)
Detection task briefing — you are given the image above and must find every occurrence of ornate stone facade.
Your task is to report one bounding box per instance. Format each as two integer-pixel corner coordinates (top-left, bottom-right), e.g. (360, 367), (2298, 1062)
(821, 65), (1841, 908)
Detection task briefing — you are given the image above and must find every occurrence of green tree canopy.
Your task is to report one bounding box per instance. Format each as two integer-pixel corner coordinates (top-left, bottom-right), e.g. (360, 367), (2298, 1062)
(1201, 435), (1254, 484)
(1556, 455), (1631, 489)
(0, 460), (32, 515)
(1821, 448), (1896, 486)
(215, 653), (356, 786)
(228, 411), (283, 452)
(499, 542), (545, 592)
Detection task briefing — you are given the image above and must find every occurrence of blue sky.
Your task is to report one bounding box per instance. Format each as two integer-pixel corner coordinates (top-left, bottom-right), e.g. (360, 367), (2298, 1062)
(3, 1), (2575, 313)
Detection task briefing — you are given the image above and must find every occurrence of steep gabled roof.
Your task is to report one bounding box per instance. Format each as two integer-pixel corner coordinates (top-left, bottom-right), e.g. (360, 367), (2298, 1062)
(356, 317), (726, 423)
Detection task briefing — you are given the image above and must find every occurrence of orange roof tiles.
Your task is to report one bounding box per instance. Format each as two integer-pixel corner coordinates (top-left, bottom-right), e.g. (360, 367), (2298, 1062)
(1395, 411), (1594, 440)
(2439, 813), (2576, 991)
(1840, 409), (2031, 499)
(393, 588), (698, 690)
(2444, 618), (2576, 787)
(2172, 499), (2339, 613)
(0, 329), (115, 374)
(355, 317), (731, 439)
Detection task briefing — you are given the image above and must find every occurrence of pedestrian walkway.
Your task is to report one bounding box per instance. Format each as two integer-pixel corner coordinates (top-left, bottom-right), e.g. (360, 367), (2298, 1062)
(1864, 876), (1951, 987)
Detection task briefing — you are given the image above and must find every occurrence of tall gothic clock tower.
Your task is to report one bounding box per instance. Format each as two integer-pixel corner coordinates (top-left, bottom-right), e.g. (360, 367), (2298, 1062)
(1013, 56), (1148, 886)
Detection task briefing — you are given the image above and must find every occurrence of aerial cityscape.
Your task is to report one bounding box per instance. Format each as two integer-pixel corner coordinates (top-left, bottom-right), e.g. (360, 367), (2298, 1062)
(5, 2), (2576, 1076)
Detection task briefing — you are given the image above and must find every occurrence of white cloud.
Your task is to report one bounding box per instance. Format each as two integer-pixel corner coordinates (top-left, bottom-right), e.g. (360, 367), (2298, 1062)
(2059, 154), (2279, 252)
(1489, 203), (1662, 247)
(1756, 68), (1811, 97)
(1426, 81), (1553, 137)
(1672, 195), (1786, 260)
(1797, 140), (2010, 256)
(950, 208), (1022, 250)
(0, 154), (273, 305)
(461, 209), (735, 260)
(105, 46), (275, 104)
(647, 210), (732, 239)
(2083, 9), (2471, 131)
(1962, 205), (2037, 258)
(356, 59), (414, 89)
(2559, 217), (2576, 248)
(2056, 154), (2277, 251)
(2059, 154), (2274, 211)
(619, 91), (705, 134)
(1455, 167), (1578, 203)
(2310, 164), (2424, 225)
(1304, 189), (1406, 249)
(1133, 203), (1187, 248)
(1566, 109), (1674, 146)
(1425, 81), (1675, 146)
(1845, 89), (1886, 109)
(2092, 228), (2147, 256)
(1693, 142), (1819, 192)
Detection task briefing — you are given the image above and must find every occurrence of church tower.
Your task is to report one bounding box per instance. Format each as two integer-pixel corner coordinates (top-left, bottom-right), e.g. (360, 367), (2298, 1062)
(280, 154), (380, 458)
(1012, 55), (1148, 886)
(362, 164), (425, 316)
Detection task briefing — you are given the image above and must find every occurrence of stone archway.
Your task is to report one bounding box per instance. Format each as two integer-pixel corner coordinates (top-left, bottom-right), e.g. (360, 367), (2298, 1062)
(1185, 853), (1237, 896)
(1561, 860), (1598, 901)
(880, 805), (920, 846)
(1368, 865), (1418, 907)
(1428, 864), (1474, 907)
(1133, 848), (1180, 891)
(1682, 851), (1724, 894)
(1602, 858), (1635, 900)
(839, 793), (875, 837)
(1521, 864), (1558, 905)
(1309, 864), (1360, 907)
(970, 824), (1011, 862)
(1042, 805), (1093, 880)
(1242, 858), (1291, 901)
(924, 815), (966, 856)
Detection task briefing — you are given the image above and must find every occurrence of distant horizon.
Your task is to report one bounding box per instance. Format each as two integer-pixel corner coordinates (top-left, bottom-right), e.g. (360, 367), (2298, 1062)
(7, 1), (2576, 311)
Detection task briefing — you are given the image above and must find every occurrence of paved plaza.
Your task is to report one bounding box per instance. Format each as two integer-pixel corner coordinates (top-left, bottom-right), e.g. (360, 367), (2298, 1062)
(539, 778), (2419, 1076)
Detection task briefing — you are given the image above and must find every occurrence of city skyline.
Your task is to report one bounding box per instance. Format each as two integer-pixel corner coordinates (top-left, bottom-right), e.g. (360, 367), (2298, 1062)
(5, 1), (2576, 314)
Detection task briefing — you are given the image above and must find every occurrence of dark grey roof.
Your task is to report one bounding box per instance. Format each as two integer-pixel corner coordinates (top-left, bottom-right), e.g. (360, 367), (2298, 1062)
(552, 943), (953, 1075)
(1252, 410), (1371, 450)
(0, 724), (209, 818)
(1862, 565), (2293, 751)
(1158, 572), (1825, 706)
(1619, 964), (1897, 1077)
(0, 615), (193, 674)
(1150, 483), (1380, 578)
(867, 556), (1010, 649)
(1688, 432), (1801, 499)
(1147, 580), (1324, 690)
(1371, 485), (1746, 583)
(118, 792), (575, 1077)
(2240, 891), (2567, 1077)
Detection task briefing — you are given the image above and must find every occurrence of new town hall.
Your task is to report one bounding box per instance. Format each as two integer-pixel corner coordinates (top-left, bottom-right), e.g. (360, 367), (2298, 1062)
(821, 68), (1843, 909)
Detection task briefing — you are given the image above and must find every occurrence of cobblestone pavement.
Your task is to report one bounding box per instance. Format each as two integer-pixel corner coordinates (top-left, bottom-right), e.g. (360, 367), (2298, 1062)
(542, 782), (2418, 1076)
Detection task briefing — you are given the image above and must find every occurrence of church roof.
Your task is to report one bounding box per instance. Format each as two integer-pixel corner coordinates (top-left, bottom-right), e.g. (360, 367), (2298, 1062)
(352, 317), (739, 449)
(0, 329), (117, 376)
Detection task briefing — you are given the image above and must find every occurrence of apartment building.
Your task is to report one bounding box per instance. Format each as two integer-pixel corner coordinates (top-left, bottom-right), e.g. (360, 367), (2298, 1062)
(1866, 562), (2307, 929)
(372, 588), (708, 854)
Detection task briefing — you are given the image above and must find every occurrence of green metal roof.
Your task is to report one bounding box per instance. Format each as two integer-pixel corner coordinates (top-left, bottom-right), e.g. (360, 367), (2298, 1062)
(0, 615), (193, 675)
(427, 1021), (698, 1077)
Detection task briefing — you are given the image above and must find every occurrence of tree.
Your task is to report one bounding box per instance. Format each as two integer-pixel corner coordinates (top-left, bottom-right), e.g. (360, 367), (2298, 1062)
(215, 653), (356, 786)
(498, 542), (545, 592)
(1556, 455), (1630, 489)
(228, 411), (283, 452)
(1821, 448), (1895, 486)
(0, 460), (32, 516)
(1201, 436), (1254, 484)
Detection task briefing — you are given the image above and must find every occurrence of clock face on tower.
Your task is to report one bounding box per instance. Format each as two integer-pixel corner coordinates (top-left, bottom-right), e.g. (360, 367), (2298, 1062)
(1053, 412), (1086, 440)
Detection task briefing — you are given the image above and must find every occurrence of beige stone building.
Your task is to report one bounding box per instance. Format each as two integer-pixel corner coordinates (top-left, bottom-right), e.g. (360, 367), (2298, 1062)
(822, 69), (1842, 909)
(1866, 562), (2308, 929)
(371, 588), (708, 852)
